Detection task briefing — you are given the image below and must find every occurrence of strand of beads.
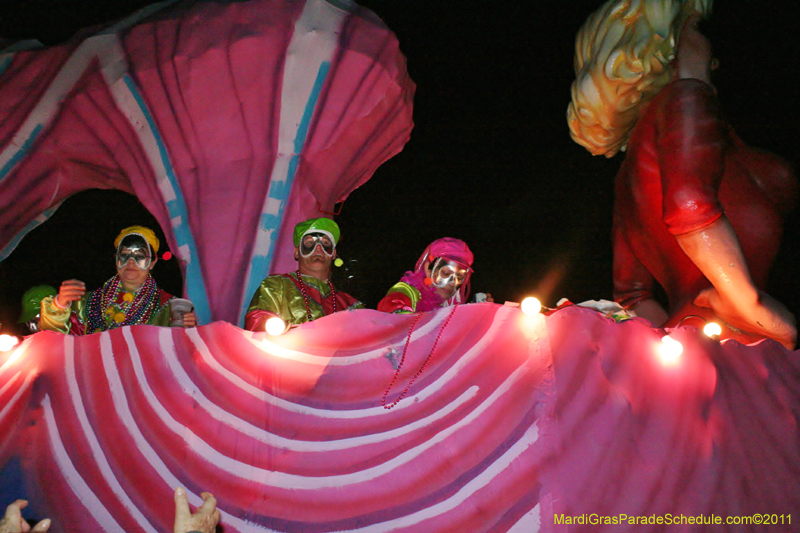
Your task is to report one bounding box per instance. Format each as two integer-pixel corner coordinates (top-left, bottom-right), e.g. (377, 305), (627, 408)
(295, 270), (337, 322)
(382, 303), (459, 409)
(86, 275), (160, 333)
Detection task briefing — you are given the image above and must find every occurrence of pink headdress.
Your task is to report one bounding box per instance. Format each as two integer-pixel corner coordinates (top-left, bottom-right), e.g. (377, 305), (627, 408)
(414, 237), (474, 305)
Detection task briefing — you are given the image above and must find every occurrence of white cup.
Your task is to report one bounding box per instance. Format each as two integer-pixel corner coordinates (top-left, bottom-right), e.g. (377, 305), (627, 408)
(170, 298), (194, 326)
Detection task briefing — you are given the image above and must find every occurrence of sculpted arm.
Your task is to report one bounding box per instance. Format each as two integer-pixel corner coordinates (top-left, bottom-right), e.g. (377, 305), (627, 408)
(658, 81), (795, 348)
(676, 218), (795, 348)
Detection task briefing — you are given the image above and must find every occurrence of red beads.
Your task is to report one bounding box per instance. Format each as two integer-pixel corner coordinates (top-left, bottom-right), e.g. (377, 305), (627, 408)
(382, 304), (459, 409)
(295, 270), (337, 322)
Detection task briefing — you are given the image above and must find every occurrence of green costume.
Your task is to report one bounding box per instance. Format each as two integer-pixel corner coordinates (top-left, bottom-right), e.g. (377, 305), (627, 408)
(245, 272), (363, 330)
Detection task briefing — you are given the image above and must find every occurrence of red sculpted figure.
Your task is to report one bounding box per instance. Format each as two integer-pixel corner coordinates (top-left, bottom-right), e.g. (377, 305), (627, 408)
(568, 0), (797, 348)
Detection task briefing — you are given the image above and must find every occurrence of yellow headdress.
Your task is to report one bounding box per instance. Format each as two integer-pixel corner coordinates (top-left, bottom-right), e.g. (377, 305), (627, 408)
(114, 226), (160, 254)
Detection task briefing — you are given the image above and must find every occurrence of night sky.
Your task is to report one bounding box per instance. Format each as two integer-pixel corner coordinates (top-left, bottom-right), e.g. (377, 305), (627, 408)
(1, 0), (799, 333)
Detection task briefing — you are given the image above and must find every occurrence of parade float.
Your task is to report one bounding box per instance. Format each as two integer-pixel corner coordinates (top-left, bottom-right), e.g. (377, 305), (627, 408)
(1, 0), (799, 531)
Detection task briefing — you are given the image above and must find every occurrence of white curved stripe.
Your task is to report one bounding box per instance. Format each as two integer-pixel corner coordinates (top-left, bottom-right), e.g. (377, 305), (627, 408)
(250, 309), (454, 365)
(0, 368), (22, 397)
(0, 370), (36, 423)
(42, 395), (126, 532)
(149, 328), (476, 451)
(0, 13), (209, 319)
(118, 324), (537, 490)
(0, 204), (60, 262)
(102, 0), (178, 34)
(341, 419), (541, 532)
(0, 339), (38, 422)
(340, 314), (549, 532)
(507, 503), (541, 533)
(0, 31), (126, 173)
(239, 0), (352, 324)
(99, 34), (210, 322)
(98, 332), (278, 532)
(196, 307), (517, 419)
(63, 335), (160, 533)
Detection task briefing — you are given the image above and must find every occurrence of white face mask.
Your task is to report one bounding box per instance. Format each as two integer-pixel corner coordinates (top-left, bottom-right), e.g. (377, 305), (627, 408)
(299, 232), (335, 258)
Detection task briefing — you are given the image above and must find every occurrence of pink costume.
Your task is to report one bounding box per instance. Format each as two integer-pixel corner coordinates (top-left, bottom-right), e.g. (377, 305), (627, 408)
(378, 238), (473, 313)
(613, 79), (797, 341)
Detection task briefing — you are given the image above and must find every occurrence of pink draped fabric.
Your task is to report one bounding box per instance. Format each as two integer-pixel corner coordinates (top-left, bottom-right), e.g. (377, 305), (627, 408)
(1, 305), (798, 531)
(0, 0), (415, 325)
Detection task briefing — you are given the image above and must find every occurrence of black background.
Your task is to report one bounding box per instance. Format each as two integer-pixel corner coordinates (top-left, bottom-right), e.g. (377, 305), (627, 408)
(1, 0), (799, 333)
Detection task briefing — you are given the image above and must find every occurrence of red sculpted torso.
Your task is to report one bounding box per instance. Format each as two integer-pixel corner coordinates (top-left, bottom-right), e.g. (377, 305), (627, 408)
(614, 79), (797, 341)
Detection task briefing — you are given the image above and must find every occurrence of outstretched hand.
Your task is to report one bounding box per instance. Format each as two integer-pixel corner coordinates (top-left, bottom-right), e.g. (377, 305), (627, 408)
(0, 500), (50, 533)
(173, 488), (220, 533)
(56, 279), (86, 308)
(694, 287), (797, 349)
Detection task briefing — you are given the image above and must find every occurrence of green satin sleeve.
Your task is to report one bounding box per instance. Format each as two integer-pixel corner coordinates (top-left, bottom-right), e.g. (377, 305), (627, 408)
(150, 302), (174, 327)
(39, 295), (88, 334)
(247, 275), (321, 326)
(386, 282), (421, 313)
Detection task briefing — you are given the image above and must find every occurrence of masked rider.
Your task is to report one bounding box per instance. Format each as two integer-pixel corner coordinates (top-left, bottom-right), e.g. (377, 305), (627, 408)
(378, 238), (474, 313)
(39, 226), (197, 335)
(245, 217), (364, 331)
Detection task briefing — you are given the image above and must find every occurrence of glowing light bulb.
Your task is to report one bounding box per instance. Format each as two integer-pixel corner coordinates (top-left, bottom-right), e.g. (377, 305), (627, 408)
(0, 334), (19, 352)
(703, 322), (722, 338)
(657, 335), (683, 365)
(265, 316), (287, 336)
(520, 297), (542, 316)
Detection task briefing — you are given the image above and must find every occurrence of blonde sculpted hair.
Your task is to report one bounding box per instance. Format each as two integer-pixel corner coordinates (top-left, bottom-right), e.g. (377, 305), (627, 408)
(567, 0), (712, 157)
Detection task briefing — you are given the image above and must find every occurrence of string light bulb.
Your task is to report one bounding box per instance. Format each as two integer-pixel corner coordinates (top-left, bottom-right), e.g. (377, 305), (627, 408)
(676, 315), (722, 341)
(0, 334), (20, 352)
(703, 322), (722, 338)
(657, 335), (683, 365)
(520, 297), (542, 316)
(265, 316), (288, 336)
